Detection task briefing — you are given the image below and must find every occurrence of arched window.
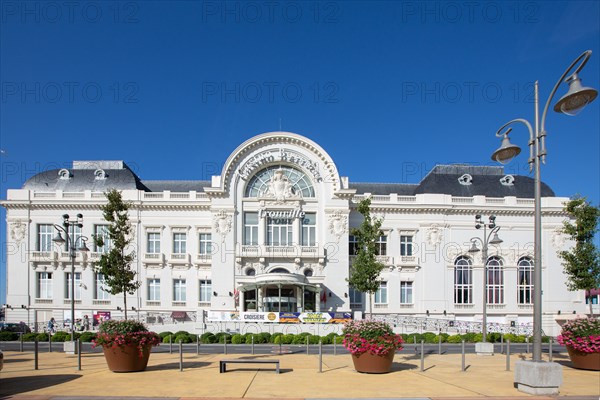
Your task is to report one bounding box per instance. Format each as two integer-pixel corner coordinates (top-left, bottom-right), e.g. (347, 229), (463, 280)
(454, 256), (473, 304)
(517, 257), (534, 304)
(486, 256), (504, 304)
(245, 166), (315, 198)
(270, 268), (290, 274)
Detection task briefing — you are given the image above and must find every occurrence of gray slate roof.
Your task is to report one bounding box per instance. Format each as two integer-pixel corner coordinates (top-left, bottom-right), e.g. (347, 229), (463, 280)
(22, 162), (555, 198)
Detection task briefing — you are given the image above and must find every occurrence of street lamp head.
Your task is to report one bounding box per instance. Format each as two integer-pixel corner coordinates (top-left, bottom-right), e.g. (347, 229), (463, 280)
(489, 232), (503, 245)
(52, 232), (65, 244)
(77, 240), (90, 252)
(76, 213), (83, 219)
(491, 132), (522, 164)
(468, 241), (480, 253)
(554, 73), (598, 116)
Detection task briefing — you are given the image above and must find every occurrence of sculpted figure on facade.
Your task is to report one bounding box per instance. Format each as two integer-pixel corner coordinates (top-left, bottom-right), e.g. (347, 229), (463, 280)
(328, 210), (348, 242)
(10, 220), (27, 245)
(213, 210), (232, 240)
(426, 224), (443, 247)
(263, 169), (298, 202)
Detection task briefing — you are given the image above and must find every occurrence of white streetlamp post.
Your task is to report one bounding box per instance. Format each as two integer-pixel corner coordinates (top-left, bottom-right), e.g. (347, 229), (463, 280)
(52, 213), (89, 347)
(491, 50), (597, 395)
(468, 214), (502, 355)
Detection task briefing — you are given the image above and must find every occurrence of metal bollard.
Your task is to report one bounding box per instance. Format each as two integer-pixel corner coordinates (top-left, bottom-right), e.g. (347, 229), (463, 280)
(19, 332), (23, 352)
(461, 340), (465, 372)
(500, 334), (504, 354)
(224, 337), (227, 355)
(438, 335), (442, 355)
(334, 338), (337, 356)
(549, 337), (553, 362)
(526, 336), (530, 354)
(77, 339), (82, 371)
(34, 337), (39, 370)
(179, 341), (183, 372)
(420, 340), (425, 372)
(306, 336), (309, 355)
(251, 335), (255, 355)
(49, 332), (52, 353)
(197, 335), (200, 355)
(169, 335), (173, 354)
(318, 340), (322, 373)
(506, 340), (511, 371)
(279, 341), (282, 354)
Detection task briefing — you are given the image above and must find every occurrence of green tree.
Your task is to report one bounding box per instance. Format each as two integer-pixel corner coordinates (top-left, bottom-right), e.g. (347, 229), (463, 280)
(93, 189), (140, 320)
(558, 196), (600, 316)
(347, 197), (385, 317)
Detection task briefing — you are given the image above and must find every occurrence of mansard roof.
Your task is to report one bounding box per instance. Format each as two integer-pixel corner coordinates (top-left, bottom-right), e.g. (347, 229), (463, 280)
(21, 160), (555, 198)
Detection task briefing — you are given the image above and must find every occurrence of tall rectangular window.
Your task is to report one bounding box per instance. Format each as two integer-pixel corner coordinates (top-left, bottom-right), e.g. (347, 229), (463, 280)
(173, 279), (186, 302)
(244, 212), (259, 245)
(94, 273), (110, 300)
(199, 279), (212, 302)
(38, 224), (54, 251)
(267, 217), (293, 246)
(349, 235), (359, 255)
(94, 225), (111, 253)
(400, 281), (413, 304)
(198, 233), (212, 255)
(376, 235), (387, 255)
(65, 272), (82, 300)
(349, 287), (362, 306)
(486, 257), (504, 304)
(148, 279), (160, 301)
(147, 232), (161, 254)
(374, 281), (387, 304)
(301, 213), (316, 246)
(37, 272), (53, 299)
(172, 233), (187, 254)
(517, 257), (533, 304)
(454, 257), (473, 304)
(400, 235), (413, 256)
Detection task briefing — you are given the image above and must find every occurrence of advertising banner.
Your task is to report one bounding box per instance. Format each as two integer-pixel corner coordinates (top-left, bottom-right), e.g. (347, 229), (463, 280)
(206, 311), (352, 323)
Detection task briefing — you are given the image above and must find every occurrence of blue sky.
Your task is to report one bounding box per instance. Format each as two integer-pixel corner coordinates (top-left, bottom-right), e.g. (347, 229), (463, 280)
(1, 0), (599, 303)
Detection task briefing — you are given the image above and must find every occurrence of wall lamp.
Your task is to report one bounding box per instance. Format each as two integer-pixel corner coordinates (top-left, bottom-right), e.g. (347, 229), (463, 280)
(426, 310), (430, 316)
(229, 291), (233, 297)
(443, 310), (447, 316)
(557, 310), (561, 315)
(344, 292), (348, 298)
(21, 305), (28, 309)
(213, 291), (218, 297)
(131, 307), (137, 311)
(117, 306), (122, 311)
(3, 304), (13, 309)
(329, 292), (332, 297)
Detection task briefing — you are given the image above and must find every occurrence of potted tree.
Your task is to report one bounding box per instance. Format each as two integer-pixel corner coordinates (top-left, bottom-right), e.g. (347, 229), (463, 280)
(92, 319), (160, 372)
(347, 197), (385, 318)
(557, 317), (600, 370)
(93, 189), (159, 372)
(342, 319), (404, 373)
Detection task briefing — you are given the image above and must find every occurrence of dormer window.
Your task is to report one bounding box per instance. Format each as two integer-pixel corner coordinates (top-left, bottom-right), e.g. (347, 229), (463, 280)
(458, 174), (473, 185)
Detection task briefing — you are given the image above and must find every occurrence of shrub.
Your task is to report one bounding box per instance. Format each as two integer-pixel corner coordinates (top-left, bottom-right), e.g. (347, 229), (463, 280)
(270, 332), (283, 343)
(79, 332), (96, 342)
(308, 334), (321, 344)
(258, 332), (271, 343)
(52, 331), (70, 342)
(215, 332), (231, 344)
(36, 332), (50, 342)
(200, 332), (216, 344)
(231, 334), (244, 344)
(447, 334), (463, 343)
(175, 333), (192, 344)
(159, 331), (173, 340)
(0, 331), (18, 341)
(423, 332), (437, 343)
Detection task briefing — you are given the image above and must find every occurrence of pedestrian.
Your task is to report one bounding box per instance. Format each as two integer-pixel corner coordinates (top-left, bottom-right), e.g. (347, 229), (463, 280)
(47, 317), (55, 333)
(83, 315), (90, 331)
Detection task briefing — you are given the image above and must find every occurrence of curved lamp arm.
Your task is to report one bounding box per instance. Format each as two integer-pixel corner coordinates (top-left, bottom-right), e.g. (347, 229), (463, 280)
(541, 50), (593, 132)
(492, 118), (534, 168)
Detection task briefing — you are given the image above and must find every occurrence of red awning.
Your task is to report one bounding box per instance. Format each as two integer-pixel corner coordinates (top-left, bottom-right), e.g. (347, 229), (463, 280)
(586, 288), (600, 297)
(171, 311), (187, 319)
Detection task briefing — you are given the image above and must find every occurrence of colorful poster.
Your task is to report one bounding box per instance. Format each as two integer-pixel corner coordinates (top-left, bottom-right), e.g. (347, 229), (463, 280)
(93, 311), (111, 326)
(279, 312), (301, 323)
(240, 312), (279, 322)
(328, 312), (352, 324)
(299, 312), (331, 323)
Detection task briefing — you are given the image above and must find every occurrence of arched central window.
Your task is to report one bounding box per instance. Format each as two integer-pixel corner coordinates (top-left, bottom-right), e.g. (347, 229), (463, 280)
(245, 166), (315, 198)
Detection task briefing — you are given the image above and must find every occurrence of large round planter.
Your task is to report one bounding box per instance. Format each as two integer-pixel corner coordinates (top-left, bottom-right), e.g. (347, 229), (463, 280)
(566, 346), (600, 371)
(102, 343), (152, 373)
(351, 351), (395, 374)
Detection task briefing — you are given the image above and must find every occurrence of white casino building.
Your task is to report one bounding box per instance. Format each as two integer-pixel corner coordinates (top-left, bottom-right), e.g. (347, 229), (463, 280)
(1, 132), (588, 335)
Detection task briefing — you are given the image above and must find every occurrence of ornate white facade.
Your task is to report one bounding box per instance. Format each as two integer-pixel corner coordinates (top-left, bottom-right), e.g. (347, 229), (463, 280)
(1, 132), (587, 335)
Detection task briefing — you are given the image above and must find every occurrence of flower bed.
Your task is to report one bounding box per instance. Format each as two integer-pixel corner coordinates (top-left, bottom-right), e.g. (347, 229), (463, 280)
(342, 320), (403, 356)
(92, 320), (160, 358)
(557, 317), (600, 353)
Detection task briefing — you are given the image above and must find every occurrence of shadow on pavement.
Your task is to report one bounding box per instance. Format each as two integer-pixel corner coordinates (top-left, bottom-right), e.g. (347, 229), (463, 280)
(146, 361), (212, 371)
(0, 374), (81, 397)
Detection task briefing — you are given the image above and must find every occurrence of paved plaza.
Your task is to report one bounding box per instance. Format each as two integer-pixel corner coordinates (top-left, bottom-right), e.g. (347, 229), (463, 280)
(0, 347), (599, 400)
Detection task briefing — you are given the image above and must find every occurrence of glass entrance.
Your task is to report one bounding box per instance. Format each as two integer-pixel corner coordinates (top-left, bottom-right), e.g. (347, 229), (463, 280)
(264, 287), (296, 312)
